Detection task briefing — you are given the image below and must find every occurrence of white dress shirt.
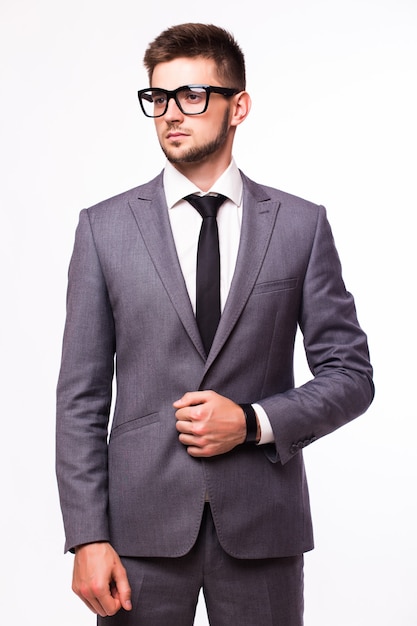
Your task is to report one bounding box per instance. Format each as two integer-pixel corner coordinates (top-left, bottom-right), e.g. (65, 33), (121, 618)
(163, 160), (274, 445)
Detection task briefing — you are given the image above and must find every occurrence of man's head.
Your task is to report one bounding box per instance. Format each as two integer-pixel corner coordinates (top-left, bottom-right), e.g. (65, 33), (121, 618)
(143, 23), (246, 91)
(140, 24), (251, 187)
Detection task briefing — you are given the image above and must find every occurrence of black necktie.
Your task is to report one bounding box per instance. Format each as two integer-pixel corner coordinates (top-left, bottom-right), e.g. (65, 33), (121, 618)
(184, 194), (227, 354)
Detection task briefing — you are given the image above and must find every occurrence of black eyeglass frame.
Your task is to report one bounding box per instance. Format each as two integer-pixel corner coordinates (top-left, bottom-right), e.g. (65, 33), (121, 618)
(137, 84), (240, 118)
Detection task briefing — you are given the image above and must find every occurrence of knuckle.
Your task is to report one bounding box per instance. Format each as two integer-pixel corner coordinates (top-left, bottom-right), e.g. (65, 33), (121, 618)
(90, 581), (106, 597)
(193, 422), (206, 436)
(76, 582), (90, 598)
(193, 405), (205, 420)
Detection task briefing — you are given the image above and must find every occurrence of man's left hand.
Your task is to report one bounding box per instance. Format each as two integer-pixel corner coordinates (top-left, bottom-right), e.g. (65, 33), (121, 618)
(174, 390), (247, 457)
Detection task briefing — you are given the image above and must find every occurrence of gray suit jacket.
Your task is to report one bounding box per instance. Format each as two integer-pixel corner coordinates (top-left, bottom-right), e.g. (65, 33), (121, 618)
(56, 171), (374, 558)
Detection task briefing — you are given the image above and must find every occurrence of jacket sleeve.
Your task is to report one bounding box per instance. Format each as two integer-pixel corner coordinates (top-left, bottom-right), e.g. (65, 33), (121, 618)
(56, 209), (115, 552)
(259, 205), (374, 465)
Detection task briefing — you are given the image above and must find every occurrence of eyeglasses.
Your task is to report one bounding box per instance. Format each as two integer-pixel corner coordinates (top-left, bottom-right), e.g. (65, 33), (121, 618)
(137, 84), (240, 118)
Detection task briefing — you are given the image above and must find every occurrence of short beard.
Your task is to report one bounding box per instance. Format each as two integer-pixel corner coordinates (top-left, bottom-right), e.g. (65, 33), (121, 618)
(161, 109), (230, 164)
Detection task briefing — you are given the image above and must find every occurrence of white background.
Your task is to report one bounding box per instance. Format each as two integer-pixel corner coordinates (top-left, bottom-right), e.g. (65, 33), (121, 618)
(1, 0), (416, 624)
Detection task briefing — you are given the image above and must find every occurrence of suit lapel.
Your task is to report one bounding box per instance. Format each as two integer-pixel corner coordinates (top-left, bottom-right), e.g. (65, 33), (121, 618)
(204, 174), (280, 372)
(127, 172), (280, 369)
(128, 174), (206, 359)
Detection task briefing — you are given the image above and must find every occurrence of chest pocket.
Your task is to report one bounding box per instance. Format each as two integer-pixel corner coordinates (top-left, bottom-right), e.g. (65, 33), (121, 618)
(252, 277), (298, 295)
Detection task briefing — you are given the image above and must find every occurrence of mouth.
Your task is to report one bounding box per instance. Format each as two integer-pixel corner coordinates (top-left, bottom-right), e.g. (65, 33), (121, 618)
(166, 128), (189, 140)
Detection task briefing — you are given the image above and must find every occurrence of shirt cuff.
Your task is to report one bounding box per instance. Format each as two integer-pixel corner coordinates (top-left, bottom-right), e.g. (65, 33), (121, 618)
(252, 403), (275, 445)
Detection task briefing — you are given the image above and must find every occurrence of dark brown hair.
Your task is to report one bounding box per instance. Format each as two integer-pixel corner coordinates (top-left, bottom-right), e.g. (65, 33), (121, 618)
(143, 23), (246, 90)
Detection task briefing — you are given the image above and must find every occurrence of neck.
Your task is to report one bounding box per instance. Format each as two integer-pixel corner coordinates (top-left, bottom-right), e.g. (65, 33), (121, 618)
(172, 156), (231, 192)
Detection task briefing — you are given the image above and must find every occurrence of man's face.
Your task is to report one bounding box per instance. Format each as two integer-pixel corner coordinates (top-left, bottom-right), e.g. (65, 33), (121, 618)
(151, 57), (234, 167)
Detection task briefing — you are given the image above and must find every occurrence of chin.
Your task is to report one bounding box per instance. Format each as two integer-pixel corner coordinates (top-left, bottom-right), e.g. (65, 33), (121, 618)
(164, 148), (195, 164)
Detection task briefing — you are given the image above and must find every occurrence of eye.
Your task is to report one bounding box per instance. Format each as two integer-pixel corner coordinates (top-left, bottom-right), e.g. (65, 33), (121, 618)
(182, 89), (205, 104)
(153, 92), (167, 106)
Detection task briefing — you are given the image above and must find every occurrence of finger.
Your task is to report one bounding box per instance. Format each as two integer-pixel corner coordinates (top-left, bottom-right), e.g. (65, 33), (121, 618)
(178, 431), (201, 446)
(77, 595), (99, 615)
(73, 578), (101, 616)
(112, 564), (132, 612)
(74, 584), (118, 617)
(176, 418), (194, 434)
(75, 576), (123, 617)
(94, 588), (123, 617)
(186, 444), (217, 458)
(175, 409), (193, 423)
(173, 390), (208, 408)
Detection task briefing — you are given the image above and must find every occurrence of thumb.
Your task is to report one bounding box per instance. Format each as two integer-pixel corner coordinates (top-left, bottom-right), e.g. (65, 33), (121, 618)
(173, 390), (207, 408)
(112, 561), (132, 612)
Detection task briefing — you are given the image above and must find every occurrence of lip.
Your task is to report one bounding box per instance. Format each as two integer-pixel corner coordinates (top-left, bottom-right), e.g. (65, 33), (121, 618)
(166, 130), (189, 139)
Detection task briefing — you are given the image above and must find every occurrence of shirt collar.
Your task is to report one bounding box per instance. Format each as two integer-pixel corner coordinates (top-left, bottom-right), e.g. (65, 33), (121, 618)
(163, 159), (243, 209)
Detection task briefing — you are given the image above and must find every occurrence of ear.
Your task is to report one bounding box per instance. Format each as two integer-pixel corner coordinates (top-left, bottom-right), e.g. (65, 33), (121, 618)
(230, 91), (252, 127)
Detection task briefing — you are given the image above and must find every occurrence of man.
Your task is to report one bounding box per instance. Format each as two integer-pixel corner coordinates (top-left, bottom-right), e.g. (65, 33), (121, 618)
(56, 23), (374, 625)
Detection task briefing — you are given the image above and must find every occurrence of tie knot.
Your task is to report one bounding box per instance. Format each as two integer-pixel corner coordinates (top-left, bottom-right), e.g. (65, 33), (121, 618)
(184, 194), (227, 219)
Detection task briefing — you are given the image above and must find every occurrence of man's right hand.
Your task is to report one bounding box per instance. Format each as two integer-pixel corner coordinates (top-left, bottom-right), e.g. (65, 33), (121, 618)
(72, 542), (132, 617)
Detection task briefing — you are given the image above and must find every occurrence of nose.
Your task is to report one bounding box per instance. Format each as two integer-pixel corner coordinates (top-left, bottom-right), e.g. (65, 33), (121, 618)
(163, 95), (184, 122)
